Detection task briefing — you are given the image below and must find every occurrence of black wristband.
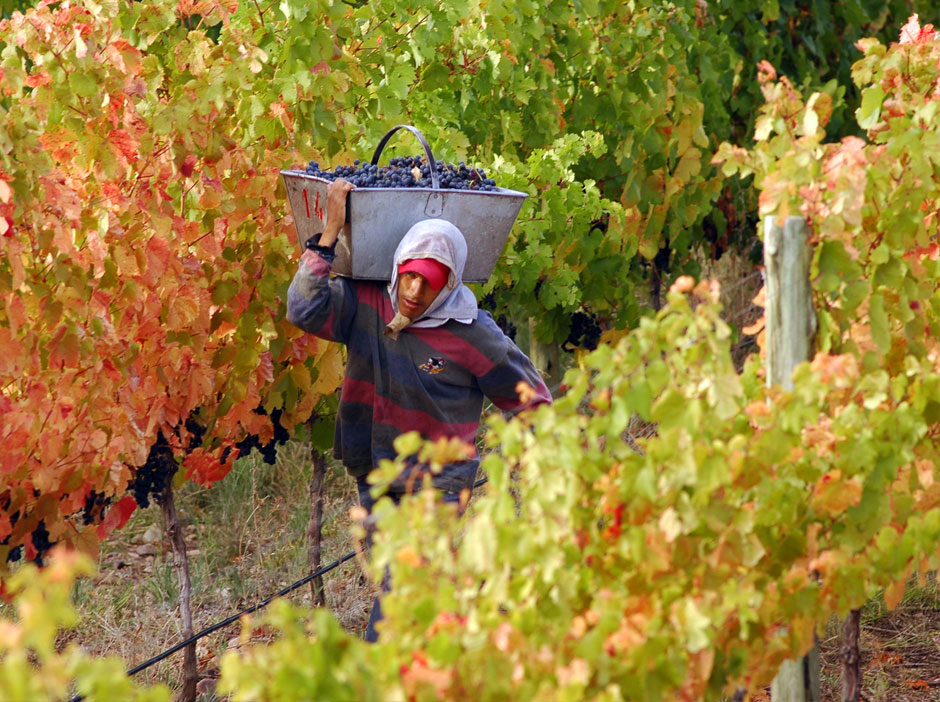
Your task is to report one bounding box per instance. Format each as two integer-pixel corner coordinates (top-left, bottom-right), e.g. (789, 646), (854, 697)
(304, 233), (337, 264)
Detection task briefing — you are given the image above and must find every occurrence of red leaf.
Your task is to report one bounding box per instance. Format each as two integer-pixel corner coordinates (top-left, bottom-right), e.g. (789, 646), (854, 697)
(96, 496), (138, 539)
(180, 154), (196, 178)
(25, 534), (37, 562)
(109, 129), (138, 162)
(184, 446), (236, 487)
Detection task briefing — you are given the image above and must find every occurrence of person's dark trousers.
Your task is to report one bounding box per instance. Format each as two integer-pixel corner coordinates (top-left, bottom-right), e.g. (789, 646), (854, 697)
(356, 475), (461, 643)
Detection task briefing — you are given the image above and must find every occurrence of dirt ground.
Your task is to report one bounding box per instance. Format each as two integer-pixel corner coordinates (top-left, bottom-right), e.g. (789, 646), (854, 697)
(817, 599), (940, 702)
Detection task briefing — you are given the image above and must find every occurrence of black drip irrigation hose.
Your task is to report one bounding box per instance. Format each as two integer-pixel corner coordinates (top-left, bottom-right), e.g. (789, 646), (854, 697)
(67, 475), (489, 701)
(127, 549), (359, 677)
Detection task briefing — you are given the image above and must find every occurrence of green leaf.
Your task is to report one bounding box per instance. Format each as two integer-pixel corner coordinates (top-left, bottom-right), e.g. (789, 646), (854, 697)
(211, 280), (239, 305)
(869, 293), (890, 354)
(68, 72), (99, 98)
(857, 86), (884, 130)
(651, 387), (687, 431)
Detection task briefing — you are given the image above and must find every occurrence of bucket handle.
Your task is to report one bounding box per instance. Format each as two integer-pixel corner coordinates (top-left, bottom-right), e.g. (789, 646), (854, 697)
(370, 125), (440, 190)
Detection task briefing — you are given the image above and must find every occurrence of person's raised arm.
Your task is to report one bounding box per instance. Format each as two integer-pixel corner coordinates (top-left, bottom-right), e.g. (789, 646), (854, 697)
(286, 178), (357, 342)
(318, 178), (355, 247)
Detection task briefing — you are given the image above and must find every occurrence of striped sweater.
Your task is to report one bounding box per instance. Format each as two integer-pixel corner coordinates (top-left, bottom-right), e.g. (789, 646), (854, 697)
(286, 249), (552, 493)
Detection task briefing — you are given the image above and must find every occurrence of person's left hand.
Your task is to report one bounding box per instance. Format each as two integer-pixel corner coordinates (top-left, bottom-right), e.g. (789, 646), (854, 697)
(321, 178), (355, 247)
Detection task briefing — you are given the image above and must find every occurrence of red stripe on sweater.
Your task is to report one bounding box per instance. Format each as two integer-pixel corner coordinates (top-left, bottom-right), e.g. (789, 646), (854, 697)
(376, 394), (481, 448)
(355, 282), (394, 322)
(343, 377), (479, 449)
(341, 376), (376, 405)
(411, 326), (495, 377)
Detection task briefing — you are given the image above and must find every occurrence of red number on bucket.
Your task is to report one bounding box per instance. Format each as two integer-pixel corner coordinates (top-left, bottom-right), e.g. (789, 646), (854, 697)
(314, 191), (324, 220)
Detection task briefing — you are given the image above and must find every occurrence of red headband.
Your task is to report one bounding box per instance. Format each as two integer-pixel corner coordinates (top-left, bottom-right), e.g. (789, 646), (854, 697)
(398, 258), (450, 291)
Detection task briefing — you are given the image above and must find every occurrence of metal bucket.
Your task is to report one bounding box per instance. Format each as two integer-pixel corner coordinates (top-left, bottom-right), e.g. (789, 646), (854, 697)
(281, 125), (527, 283)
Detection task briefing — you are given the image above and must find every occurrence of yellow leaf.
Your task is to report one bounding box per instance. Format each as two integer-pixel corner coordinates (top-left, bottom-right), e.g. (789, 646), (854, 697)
(674, 148), (702, 183)
(167, 296), (199, 328)
(310, 342), (344, 395)
(673, 117), (695, 157)
(802, 107), (819, 136)
(599, 327), (629, 347)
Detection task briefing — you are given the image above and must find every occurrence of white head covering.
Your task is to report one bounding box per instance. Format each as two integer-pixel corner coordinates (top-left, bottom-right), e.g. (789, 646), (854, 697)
(385, 219), (478, 339)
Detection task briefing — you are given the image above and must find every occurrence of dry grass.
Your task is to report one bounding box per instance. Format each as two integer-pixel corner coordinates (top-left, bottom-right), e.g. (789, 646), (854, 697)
(696, 245), (764, 368)
(66, 441), (375, 692)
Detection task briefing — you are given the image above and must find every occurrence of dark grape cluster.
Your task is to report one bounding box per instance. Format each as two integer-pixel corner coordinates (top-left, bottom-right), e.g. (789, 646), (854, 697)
(30, 521), (51, 566)
(184, 412), (207, 450)
(229, 407), (291, 466)
(128, 433), (177, 509)
(495, 314), (517, 342)
(82, 489), (112, 525)
(305, 155), (500, 191)
(5, 520), (53, 566)
(2, 501), (51, 565)
(565, 311), (602, 351)
(2, 505), (20, 563)
(480, 293), (517, 342)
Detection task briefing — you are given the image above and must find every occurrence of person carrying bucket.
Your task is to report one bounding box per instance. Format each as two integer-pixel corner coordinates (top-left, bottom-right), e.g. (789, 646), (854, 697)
(286, 177), (551, 641)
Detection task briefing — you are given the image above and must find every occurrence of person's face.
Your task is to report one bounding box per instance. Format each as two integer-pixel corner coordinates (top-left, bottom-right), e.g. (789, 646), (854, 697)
(397, 271), (439, 319)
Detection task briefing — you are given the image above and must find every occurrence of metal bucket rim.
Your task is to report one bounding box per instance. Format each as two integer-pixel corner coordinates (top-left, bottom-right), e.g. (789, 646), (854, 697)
(279, 170), (529, 199)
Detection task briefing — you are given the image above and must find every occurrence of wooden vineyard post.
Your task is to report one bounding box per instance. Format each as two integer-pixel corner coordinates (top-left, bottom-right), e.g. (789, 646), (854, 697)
(160, 480), (198, 702)
(307, 444), (328, 607)
(841, 609), (862, 701)
(765, 215), (821, 702)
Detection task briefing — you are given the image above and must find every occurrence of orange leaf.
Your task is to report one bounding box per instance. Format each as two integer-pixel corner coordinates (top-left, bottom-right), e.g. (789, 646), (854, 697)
(811, 470), (863, 517)
(0, 513), (11, 542)
(183, 446), (235, 487)
(396, 545), (422, 569)
(742, 314), (765, 336)
(25, 72), (51, 88)
(199, 187), (223, 209)
(884, 577), (906, 611)
(903, 679), (930, 690)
